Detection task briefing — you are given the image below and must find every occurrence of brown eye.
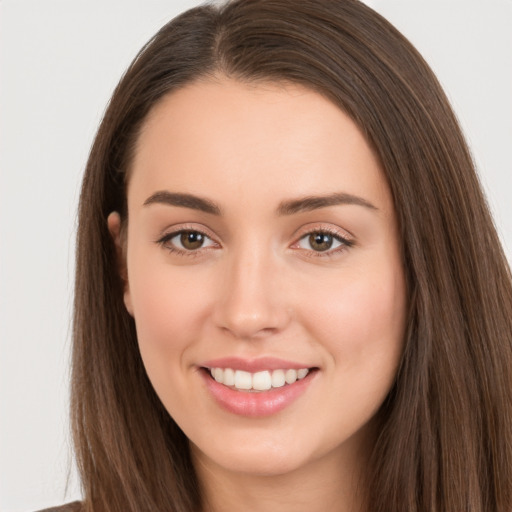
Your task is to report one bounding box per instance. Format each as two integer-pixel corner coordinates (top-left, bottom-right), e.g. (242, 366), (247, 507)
(158, 229), (216, 253)
(180, 231), (206, 250)
(295, 230), (350, 255)
(308, 233), (334, 252)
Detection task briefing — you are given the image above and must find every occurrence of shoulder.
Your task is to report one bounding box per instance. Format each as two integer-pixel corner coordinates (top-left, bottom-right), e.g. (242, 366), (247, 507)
(35, 502), (83, 512)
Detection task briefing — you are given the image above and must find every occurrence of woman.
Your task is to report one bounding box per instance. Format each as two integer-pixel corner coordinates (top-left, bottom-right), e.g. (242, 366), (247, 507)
(52, 0), (512, 510)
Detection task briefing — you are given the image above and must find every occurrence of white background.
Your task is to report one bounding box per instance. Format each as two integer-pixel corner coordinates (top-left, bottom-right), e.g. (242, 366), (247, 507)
(1, 1), (511, 510)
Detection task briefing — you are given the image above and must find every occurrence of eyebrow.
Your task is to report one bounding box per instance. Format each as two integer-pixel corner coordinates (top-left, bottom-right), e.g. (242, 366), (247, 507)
(143, 190), (377, 216)
(276, 192), (377, 215)
(143, 191), (222, 215)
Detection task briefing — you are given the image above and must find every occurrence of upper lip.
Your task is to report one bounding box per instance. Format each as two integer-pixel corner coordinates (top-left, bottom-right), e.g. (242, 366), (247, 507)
(201, 357), (315, 372)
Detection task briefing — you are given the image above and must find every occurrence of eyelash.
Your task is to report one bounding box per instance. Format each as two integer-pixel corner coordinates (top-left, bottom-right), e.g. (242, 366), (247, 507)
(293, 227), (354, 258)
(155, 226), (354, 258)
(156, 227), (218, 258)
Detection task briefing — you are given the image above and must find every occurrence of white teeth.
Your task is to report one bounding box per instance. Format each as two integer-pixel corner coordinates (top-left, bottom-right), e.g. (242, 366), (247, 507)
(223, 368), (235, 386)
(297, 368), (309, 379)
(271, 369), (286, 388)
(234, 370), (252, 390)
(252, 371), (272, 391)
(213, 367), (223, 383)
(207, 367), (310, 391)
(285, 369), (298, 384)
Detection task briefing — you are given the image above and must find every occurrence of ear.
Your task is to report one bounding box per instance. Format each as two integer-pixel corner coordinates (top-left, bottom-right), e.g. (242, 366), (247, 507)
(107, 211), (134, 316)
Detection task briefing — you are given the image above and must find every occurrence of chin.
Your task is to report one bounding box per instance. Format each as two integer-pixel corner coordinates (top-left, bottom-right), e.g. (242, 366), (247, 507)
(191, 433), (315, 477)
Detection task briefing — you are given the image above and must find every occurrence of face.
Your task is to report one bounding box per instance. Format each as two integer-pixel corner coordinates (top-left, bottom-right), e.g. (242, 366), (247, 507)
(110, 78), (406, 480)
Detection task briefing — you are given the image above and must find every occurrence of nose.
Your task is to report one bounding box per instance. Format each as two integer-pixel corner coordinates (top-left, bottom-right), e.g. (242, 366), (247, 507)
(213, 245), (291, 340)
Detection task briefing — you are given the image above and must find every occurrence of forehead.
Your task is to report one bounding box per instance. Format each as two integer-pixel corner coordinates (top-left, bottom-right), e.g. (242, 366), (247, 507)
(128, 77), (392, 215)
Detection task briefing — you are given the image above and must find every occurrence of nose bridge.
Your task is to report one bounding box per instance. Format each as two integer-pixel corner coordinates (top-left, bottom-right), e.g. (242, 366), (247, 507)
(214, 236), (289, 338)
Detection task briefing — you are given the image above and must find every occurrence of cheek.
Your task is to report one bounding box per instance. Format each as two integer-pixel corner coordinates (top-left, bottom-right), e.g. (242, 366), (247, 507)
(301, 263), (406, 442)
(304, 263), (406, 371)
(126, 260), (211, 373)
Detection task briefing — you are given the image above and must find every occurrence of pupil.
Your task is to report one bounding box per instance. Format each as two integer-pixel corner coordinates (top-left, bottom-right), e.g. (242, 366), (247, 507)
(181, 231), (204, 250)
(310, 233), (333, 251)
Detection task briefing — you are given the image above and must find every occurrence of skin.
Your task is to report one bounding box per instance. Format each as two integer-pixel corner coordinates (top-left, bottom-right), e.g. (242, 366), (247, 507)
(109, 77), (407, 512)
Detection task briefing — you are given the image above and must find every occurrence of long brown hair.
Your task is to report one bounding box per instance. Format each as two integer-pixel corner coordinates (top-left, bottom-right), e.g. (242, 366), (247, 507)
(72, 1), (512, 510)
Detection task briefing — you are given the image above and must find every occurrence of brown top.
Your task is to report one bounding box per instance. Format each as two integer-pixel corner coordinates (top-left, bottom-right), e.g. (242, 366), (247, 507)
(36, 502), (82, 512)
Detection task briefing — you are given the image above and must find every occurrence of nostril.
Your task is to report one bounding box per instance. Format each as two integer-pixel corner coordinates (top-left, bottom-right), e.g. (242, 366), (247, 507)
(212, 281), (292, 339)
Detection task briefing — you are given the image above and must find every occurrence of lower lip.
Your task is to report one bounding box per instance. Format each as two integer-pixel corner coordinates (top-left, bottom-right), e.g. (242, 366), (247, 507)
(200, 369), (316, 417)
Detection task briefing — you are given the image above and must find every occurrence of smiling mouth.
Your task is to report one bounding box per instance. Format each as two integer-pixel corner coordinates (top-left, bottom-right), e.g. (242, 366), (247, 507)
(203, 367), (317, 392)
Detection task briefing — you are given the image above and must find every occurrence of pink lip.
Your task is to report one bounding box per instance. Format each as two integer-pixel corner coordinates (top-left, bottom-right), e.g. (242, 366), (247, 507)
(199, 364), (317, 418)
(201, 356), (312, 372)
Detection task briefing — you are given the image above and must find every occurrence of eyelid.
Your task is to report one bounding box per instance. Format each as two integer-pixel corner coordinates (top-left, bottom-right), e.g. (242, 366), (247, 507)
(157, 223), (218, 241)
(155, 223), (221, 254)
(290, 223), (355, 255)
(154, 222), (354, 257)
(292, 223), (354, 243)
